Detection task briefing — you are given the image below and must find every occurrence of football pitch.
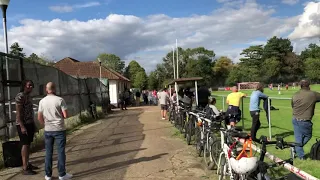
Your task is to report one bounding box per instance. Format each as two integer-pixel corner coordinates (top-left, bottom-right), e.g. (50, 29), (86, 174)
(212, 85), (320, 178)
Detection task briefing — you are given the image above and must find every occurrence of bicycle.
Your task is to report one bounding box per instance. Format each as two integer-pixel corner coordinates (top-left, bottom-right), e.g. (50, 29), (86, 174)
(216, 128), (256, 180)
(247, 136), (303, 180)
(186, 108), (204, 145)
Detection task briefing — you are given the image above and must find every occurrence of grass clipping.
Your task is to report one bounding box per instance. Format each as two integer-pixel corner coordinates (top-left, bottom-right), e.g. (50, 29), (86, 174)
(0, 106), (104, 169)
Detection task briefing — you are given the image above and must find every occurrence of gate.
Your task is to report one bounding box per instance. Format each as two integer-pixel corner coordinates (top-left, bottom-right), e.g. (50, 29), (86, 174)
(0, 53), (24, 140)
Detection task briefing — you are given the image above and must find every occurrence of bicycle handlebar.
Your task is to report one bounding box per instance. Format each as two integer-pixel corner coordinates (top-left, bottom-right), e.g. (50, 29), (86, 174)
(227, 128), (251, 140)
(275, 137), (301, 150)
(259, 136), (301, 149)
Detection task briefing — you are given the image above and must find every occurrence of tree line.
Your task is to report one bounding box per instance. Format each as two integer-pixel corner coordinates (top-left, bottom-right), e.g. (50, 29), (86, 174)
(8, 36), (320, 90)
(148, 36), (320, 90)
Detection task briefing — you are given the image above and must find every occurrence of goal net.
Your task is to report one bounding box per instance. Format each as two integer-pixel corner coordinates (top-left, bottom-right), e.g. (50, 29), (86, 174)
(237, 82), (260, 90)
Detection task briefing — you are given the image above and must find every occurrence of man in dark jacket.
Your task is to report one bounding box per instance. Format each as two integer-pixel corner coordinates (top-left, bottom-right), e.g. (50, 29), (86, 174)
(292, 80), (320, 159)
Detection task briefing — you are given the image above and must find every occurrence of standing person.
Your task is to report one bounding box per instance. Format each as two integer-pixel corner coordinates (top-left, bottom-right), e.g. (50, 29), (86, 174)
(135, 90), (141, 106)
(292, 80), (320, 160)
(38, 82), (72, 180)
(278, 84), (281, 94)
(15, 80), (39, 175)
(159, 88), (169, 120)
(226, 86), (246, 127)
(249, 83), (268, 142)
(123, 88), (129, 110)
(118, 91), (124, 110)
(197, 86), (211, 108)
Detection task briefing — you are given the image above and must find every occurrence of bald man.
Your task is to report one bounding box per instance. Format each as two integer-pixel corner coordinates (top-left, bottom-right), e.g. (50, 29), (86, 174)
(38, 82), (72, 180)
(226, 86), (247, 126)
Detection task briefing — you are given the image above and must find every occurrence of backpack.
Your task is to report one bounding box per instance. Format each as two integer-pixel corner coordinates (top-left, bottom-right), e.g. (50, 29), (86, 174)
(205, 105), (215, 120)
(310, 139), (320, 160)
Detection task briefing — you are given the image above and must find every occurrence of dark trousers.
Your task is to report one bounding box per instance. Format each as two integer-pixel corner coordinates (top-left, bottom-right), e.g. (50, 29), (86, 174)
(45, 131), (67, 177)
(250, 110), (261, 141)
(292, 118), (312, 159)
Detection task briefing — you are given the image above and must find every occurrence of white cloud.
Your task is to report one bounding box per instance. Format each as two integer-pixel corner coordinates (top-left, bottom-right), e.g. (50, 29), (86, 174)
(282, 0), (299, 5)
(0, 0), (318, 72)
(288, 2), (320, 39)
(49, 2), (101, 13)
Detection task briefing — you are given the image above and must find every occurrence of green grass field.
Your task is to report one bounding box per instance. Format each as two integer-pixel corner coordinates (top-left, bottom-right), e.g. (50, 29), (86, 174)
(212, 85), (320, 178)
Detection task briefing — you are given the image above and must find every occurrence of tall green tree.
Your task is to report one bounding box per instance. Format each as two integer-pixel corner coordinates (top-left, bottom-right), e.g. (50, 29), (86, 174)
(240, 45), (264, 67)
(304, 58), (320, 83)
(9, 42), (26, 58)
(148, 71), (159, 90)
(124, 60), (144, 80)
(133, 70), (148, 89)
(124, 60), (148, 89)
(96, 53), (125, 73)
(300, 44), (320, 61)
(263, 36), (293, 60)
(26, 53), (54, 66)
(213, 56), (233, 86)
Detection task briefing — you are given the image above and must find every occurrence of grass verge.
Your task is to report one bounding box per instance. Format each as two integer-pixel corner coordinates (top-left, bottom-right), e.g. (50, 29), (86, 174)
(212, 85), (320, 178)
(0, 106), (105, 170)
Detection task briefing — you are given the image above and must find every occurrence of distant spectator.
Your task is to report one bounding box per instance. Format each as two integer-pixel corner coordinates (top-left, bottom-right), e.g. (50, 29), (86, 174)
(286, 84), (289, 90)
(249, 83), (268, 142)
(123, 88), (129, 110)
(209, 98), (220, 117)
(119, 91), (124, 110)
(159, 88), (169, 120)
(278, 84), (281, 94)
(143, 90), (148, 105)
(291, 80), (320, 159)
(135, 90), (141, 106)
(226, 86), (246, 127)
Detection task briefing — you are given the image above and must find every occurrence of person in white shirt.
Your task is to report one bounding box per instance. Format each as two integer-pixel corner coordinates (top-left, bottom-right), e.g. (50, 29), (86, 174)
(38, 82), (73, 180)
(159, 88), (169, 120)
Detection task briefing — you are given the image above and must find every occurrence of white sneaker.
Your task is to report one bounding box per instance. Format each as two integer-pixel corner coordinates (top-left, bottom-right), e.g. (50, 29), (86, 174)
(45, 176), (52, 180)
(59, 173), (73, 180)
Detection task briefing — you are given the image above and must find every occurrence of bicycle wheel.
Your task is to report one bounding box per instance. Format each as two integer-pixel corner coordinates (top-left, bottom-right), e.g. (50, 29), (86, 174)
(186, 117), (193, 145)
(179, 114), (184, 134)
(210, 138), (221, 170)
(194, 126), (203, 156)
(204, 134), (215, 170)
(183, 114), (188, 138)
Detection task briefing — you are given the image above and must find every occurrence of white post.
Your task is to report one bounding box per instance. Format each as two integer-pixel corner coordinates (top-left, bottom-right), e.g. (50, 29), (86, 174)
(169, 85), (172, 97)
(268, 97), (272, 140)
(195, 81), (198, 106)
(222, 96), (225, 111)
(176, 39), (179, 79)
(172, 46), (175, 79)
(175, 82), (179, 105)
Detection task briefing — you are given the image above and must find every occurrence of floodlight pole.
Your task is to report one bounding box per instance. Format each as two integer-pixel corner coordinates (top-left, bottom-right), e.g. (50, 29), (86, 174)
(1, 1), (11, 140)
(176, 39), (179, 79)
(172, 46), (175, 79)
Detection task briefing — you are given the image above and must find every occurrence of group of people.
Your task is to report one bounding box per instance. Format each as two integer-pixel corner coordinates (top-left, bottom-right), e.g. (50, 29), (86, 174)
(15, 80), (72, 179)
(223, 81), (318, 160)
(158, 80), (318, 160)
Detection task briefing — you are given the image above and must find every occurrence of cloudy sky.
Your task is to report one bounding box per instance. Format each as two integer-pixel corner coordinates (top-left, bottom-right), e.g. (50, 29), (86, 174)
(2, 0), (320, 72)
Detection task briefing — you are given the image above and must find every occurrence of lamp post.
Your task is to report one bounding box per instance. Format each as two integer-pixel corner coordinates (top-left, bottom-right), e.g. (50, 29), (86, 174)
(0, 0), (11, 137)
(98, 58), (104, 112)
